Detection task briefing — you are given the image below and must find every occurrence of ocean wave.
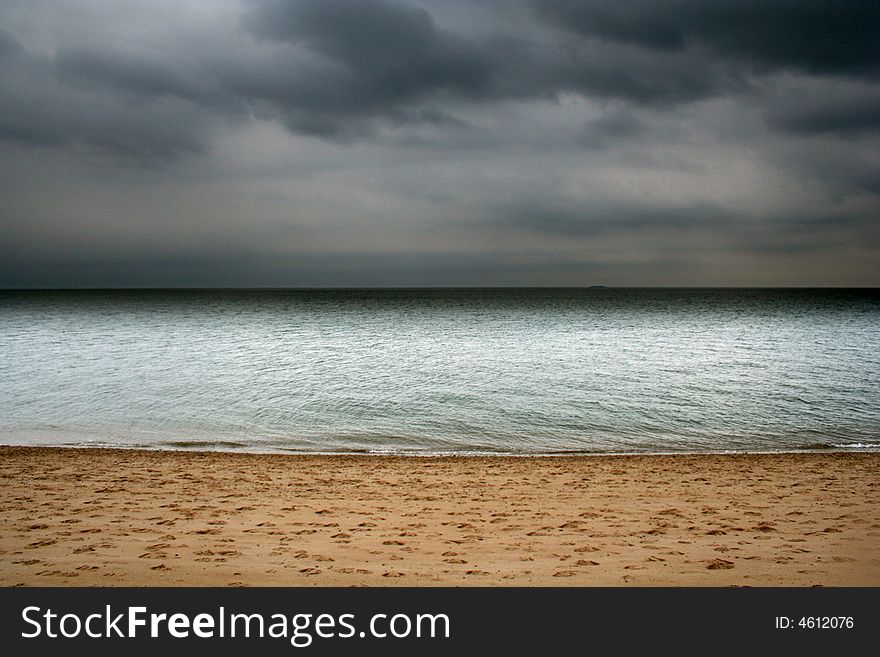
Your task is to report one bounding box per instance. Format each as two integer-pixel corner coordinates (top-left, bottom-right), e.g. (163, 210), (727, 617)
(162, 440), (249, 449)
(797, 442), (880, 451)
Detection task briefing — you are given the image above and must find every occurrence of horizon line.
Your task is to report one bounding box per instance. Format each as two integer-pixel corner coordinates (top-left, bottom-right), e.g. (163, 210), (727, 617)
(2, 285), (878, 292)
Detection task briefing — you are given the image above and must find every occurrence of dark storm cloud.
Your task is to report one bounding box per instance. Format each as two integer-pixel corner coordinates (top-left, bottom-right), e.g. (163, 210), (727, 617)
(55, 48), (225, 108)
(546, 41), (735, 106)
(233, 0), (494, 136)
(4, 0), (873, 152)
(765, 90), (880, 136)
(0, 0), (751, 152)
(240, 0), (752, 131)
(0, 30), (213, 159)
(241, 0), (736, 123)
(535, 0), (880, 76)
(245, 0), (494, 99)
(0, 1), (878, 287)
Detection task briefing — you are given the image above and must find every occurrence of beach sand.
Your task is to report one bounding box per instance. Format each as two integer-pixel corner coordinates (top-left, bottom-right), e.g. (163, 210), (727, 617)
(1, 446), (878, 586)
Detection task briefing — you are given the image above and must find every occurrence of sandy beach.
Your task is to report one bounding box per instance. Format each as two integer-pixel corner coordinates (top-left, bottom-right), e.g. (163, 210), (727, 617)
(1, 446), (878, 586)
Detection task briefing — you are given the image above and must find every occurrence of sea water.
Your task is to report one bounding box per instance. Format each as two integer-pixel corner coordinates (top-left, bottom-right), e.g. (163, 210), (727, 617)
(1, 288), (877, 454)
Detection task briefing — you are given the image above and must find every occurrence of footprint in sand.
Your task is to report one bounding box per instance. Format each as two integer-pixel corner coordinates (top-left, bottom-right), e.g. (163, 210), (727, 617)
(38, 570), (80, 578)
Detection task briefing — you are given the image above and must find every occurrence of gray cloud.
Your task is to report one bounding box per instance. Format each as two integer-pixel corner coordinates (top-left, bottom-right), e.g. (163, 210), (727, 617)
(239, 0), (747, 125)
(55, 48), (226, 108)
(535, 0), (880, 76)
(0, 28), (22, 56)
(765, 87), (880, 136)
(0, 1), (878, 287)
(5, 0), (870, 152)
(245, 0), (494, 99)
(579, 109), (647, 149)
(487, 199), (740, 238)
(0, 31), (214, 159)
(0, 0), (752, 151)
(0, 246), (621, 288)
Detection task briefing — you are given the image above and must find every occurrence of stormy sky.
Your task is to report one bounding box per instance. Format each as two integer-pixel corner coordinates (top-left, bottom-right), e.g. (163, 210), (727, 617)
(0, 1), (878, 287)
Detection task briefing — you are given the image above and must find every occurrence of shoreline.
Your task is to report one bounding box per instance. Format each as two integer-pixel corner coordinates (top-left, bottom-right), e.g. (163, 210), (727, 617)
(2, 441), (877, 458)
(2, 446), (878, 587)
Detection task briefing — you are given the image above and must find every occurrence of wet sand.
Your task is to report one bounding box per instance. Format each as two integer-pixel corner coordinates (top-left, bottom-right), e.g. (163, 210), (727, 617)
(1, 446), (878, 586)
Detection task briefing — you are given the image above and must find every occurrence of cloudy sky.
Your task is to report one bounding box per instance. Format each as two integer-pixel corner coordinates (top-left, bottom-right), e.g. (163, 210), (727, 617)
(1, 0), (878, 287)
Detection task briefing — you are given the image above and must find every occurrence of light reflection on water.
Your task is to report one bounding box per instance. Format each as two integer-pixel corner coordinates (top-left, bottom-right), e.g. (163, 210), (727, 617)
(1, 288), (878, 454)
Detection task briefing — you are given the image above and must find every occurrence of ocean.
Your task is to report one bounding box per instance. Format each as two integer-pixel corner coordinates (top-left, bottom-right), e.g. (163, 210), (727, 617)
(1, 288), (877, 455)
